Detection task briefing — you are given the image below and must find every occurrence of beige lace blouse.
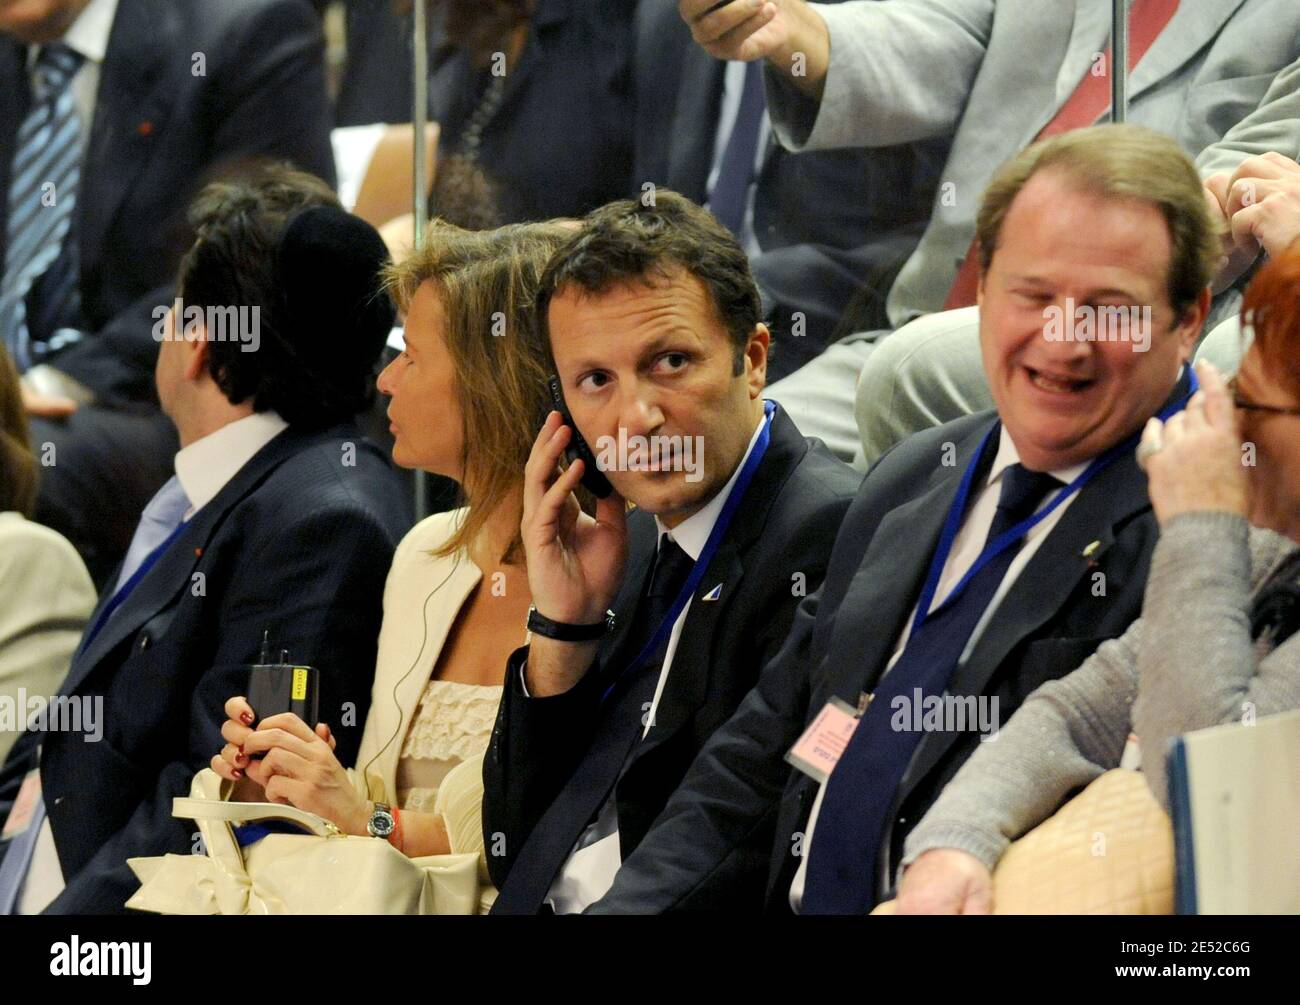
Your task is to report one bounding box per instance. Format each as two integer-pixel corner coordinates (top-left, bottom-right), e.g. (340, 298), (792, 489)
(394, 679), (504, 813)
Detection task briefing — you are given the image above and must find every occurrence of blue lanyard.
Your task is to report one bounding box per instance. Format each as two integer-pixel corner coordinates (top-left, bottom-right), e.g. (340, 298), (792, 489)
(601, 399), (777, 703)
(912, 367), (1198, 632)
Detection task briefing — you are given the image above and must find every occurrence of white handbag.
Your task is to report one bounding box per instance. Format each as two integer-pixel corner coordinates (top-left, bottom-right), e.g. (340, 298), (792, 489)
(126, 757), (490, 915)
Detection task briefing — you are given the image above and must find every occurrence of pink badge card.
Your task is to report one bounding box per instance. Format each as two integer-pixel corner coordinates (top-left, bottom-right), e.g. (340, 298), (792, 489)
(2, 768), (41, 840)
(785, 697), (862, 784)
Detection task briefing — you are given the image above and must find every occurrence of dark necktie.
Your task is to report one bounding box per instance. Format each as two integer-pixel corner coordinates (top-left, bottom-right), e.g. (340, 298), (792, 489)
(801, 463), (1063, 914)
(1, 43), (85, 371)
(622, 534), (695, 684)
(709, 60), (767, 236)
(569, 533), (695, 817)
(495, 534), (694, 912)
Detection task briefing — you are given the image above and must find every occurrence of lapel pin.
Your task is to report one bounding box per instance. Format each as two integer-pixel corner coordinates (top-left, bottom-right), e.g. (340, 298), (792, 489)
(1082, 540), (1101, 560)
(701, 583), (723, 602)
(137, 120), (154, 136)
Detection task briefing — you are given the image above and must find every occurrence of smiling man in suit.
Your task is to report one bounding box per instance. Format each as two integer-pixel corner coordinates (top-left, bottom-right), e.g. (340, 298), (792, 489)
(0, 166), (410, 914)
(588, 124), (1220, 914)
(0, 0), (336, 585)
(482, 191), (859, 914)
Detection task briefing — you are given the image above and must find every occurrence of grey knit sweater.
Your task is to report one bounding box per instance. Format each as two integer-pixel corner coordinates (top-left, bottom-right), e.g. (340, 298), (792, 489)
(901, 511), (1300, 875)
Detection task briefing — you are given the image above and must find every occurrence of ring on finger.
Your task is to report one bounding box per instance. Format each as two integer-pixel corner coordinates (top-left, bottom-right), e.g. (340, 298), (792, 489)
(1136, 440), (1163, 464)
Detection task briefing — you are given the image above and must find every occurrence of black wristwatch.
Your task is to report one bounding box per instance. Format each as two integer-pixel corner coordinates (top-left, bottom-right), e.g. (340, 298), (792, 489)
(526, 605), (615, 642)
(366, 801), (396, 839)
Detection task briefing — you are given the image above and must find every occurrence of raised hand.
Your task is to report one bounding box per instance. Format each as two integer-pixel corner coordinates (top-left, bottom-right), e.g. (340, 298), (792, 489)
(1139, 361), (1248, 526)
(522, 410), (629, 626)
(678, 1), (829, 95)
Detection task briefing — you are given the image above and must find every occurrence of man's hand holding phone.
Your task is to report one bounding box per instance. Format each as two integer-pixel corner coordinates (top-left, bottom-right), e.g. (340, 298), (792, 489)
(521, 409), (629, 697)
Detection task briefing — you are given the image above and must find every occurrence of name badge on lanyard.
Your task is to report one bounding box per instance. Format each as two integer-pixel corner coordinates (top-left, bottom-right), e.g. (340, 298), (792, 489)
(2, 769), (42, 839)
(785, 366), (1198, 784)
(786, 692), (871, 784)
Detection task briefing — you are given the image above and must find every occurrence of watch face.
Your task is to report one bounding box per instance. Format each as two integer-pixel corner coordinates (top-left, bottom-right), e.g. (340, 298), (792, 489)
(370, 808), (395, 836)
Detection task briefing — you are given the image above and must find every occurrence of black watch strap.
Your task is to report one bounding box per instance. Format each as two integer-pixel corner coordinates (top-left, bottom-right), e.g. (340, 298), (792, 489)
(526, 605), (615, 642)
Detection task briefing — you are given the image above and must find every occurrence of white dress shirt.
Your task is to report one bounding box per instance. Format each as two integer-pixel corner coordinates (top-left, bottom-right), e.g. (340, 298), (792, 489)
(544, 411), (770, 914)
(172, 411), (289, 519)
(789, 427), (1089, 911)
(704, 60), (772, 258)
(18, 409), (286, 915)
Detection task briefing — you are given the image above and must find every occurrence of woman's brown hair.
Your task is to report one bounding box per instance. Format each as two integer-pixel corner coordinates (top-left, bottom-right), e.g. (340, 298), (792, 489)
(0, 345), (38, 516)
(384, 218), (572, 564)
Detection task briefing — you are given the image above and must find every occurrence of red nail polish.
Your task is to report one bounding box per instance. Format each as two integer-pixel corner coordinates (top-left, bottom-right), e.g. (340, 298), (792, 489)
(232, 769), (242, 779)
(241, 712), (254, 724)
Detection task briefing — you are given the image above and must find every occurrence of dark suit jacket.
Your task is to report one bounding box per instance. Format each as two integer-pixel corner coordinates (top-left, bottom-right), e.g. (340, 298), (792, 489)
(428, 0), (637, 224)
(0, 0), (336, 404)
(0, 421), (411, 914)
(590, 381), (1191, 913)
(484, 408), (860, 913)
(632, 0), (948, 379)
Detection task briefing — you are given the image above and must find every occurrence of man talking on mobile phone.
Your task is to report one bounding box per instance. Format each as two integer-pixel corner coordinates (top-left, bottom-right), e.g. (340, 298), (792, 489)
(483, 190), (859, 914)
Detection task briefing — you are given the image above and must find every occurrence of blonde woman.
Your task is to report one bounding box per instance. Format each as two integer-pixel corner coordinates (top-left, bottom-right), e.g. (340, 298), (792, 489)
(211, 220), (570, 874)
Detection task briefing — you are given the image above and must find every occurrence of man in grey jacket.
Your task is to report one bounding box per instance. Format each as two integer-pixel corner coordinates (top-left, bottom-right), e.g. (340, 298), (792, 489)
(680, 0), (1300, 463)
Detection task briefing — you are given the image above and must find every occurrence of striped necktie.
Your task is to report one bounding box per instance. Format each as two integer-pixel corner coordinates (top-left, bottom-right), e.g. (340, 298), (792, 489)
(1, 42), (85, 372)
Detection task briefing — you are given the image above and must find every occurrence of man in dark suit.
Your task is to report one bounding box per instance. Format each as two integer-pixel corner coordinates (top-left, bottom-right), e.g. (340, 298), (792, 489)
(0, 167), (410, 914)
(483, 191), (859, 914)
(633, 0), (947, 382)
(0, 0), (337, 585)
(589, 124), (1220, 913)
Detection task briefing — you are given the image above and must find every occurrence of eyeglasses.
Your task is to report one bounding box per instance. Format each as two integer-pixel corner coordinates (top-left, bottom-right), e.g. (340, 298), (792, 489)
(1226, 375), (1300, 417)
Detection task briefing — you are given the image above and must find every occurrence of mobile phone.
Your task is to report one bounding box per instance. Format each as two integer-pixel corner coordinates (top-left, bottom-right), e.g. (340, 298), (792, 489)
(547, 374), (613, 498)
(245, 631), (320, 732)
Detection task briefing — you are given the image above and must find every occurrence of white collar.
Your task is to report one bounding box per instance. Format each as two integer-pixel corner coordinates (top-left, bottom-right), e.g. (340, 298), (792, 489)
(654, 408), (768, 561)
(990, 426), (1090, 493)
(174, 411), (289, 518)
(29, 0), (118, 66)
(64, 0), (117, 63)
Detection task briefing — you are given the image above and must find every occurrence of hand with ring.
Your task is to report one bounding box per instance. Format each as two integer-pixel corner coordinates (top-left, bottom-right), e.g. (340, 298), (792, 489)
(1138, 360), (1249, 526)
